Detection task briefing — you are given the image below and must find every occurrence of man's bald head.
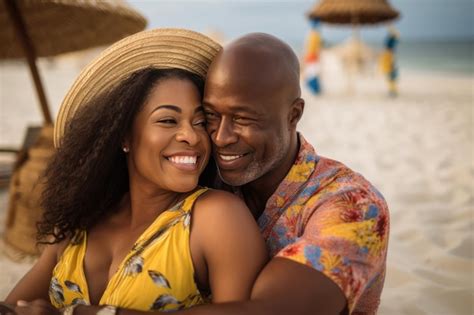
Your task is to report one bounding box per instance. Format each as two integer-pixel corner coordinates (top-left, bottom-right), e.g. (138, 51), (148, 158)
(206, 32), (301, 103)
(203, 32), (305, 188)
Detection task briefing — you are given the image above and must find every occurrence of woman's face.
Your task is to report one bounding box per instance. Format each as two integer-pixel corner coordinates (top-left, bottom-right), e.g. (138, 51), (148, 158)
(125, 77), (210, 193)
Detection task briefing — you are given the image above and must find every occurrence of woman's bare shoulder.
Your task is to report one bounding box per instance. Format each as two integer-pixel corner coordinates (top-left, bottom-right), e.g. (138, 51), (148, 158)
(194, 189), (249, 216)
(190, 189), (268, 303)
(192, 188), (262, 239)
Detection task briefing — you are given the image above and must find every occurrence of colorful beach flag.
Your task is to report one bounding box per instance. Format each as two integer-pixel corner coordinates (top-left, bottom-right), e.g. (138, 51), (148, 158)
(380, 26), (399, 97)
(304, 19), (322, 94)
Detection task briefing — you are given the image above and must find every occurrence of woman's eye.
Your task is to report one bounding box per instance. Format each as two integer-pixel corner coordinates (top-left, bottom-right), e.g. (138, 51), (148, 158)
(156, 119), (176, 124)
(194, 120), (207, 127)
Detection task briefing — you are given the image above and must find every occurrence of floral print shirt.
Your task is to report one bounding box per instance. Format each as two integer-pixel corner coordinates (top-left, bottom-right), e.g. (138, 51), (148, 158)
(258, 134), (389, 314)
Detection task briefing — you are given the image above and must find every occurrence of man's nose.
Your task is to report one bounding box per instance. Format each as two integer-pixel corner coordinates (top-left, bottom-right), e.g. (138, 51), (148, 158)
(213, 117), (238, 147)
(175, 123), (200, 146)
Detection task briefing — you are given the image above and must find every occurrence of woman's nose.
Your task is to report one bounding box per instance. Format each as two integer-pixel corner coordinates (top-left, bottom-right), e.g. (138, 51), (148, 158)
(175, 123), (200, 146)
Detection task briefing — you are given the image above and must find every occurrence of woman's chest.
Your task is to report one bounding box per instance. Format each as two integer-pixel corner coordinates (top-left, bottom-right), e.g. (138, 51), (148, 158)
(83, 228), (143, 303)
(51, 210), (205, 311)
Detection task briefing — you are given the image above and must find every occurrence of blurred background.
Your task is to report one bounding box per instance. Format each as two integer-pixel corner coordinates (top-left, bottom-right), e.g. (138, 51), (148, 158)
(0, 1), (472, 314)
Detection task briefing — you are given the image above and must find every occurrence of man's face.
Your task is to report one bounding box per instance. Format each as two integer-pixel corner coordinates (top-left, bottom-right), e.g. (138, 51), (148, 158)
(203, 64), (291, 187)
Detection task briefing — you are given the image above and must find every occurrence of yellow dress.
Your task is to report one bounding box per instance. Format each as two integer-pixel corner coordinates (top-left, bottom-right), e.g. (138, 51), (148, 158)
(49, 188), (209, 312)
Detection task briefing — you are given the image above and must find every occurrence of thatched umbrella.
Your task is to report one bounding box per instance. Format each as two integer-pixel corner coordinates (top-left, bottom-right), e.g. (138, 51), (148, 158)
(308, 0), (399, 25)
(307, 0), (400, 45)
(1, 0), (147, 125)
(0, 0), (146, 259)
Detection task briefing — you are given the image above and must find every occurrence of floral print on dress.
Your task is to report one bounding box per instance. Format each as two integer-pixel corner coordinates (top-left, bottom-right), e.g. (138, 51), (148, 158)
(257, 134), (389, 314)
(124, 255), (144, 276)
(150, 294), (181, 310)
(148, 270), (172, 289)
(49, 189), (209, 312)
(49, 277), (65, 307)
(64, 280), (82, 294)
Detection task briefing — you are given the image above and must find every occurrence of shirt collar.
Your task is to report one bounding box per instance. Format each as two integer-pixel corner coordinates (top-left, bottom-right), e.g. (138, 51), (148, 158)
(257, 133), (319, 230)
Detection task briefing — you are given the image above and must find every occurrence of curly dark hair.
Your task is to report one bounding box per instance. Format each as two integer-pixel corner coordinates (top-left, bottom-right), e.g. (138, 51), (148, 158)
(38, 67), (216, 244)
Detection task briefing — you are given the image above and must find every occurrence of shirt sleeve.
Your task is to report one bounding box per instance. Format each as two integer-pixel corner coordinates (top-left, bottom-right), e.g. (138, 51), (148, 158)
(275, 187), (389, 312)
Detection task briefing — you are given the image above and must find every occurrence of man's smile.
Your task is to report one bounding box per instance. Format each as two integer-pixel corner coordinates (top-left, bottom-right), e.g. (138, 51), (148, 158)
(219, 154), (244, 161)
(215, 152), (250, 170)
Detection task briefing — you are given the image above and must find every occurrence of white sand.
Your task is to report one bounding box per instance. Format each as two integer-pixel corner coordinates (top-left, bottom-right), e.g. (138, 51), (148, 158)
(299, 70), (473, 315)
(0, 51), (473, 314)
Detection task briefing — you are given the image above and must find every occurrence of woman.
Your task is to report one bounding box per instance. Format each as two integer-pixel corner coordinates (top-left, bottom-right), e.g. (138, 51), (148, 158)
(4, 29), (267, 315)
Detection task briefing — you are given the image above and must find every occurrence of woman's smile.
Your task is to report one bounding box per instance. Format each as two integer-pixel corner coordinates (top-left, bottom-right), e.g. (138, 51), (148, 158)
(165, 151), (202, 171)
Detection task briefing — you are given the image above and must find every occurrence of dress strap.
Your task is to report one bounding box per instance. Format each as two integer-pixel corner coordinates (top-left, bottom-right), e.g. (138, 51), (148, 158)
(181, 187), (209, 213)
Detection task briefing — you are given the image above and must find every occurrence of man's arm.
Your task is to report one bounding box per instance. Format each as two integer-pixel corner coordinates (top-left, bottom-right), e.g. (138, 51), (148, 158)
(103, 258), (346, 315)
(169, 186), (388, 315)
(27, 265), (345, 315)
(76, 186), (388, 315)
(177, 257), (347, 315)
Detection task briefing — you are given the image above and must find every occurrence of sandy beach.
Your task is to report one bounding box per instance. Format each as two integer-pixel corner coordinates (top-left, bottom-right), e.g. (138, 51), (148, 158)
(0, 49), (473, 314)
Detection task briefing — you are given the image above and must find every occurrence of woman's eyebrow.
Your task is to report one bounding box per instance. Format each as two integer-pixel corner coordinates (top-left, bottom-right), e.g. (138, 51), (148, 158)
(151, 104), (182, 114)
(151, 104), (204, 115)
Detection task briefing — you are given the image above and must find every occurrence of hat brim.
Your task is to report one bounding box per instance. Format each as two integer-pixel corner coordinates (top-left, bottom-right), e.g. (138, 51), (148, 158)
(54, 28), (222, 147)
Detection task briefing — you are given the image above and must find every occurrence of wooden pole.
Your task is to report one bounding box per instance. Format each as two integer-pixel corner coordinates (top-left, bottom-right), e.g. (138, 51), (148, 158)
(4, 0), (53, 125)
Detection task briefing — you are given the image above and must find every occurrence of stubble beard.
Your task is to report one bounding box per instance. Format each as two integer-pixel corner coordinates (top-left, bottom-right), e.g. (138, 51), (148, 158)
(218, 133), (289, 187)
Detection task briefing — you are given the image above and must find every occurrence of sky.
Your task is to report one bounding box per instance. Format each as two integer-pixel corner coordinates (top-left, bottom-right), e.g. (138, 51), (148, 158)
(127, 0), (474, 44)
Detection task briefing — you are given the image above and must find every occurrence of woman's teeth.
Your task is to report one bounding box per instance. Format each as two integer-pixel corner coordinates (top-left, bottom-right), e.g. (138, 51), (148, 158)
(168, 156), (197, 164)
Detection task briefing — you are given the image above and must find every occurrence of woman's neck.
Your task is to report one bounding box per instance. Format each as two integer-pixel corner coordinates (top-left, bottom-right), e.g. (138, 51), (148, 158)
(124, 180), (186, 230)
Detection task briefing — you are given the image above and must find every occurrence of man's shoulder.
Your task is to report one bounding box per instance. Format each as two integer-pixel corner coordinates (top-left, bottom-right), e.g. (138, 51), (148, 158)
(298, 134), (371, 190)
(304, 153), (387, 209)
(285, 134), (387, 209)
(313, 155), (362, 183)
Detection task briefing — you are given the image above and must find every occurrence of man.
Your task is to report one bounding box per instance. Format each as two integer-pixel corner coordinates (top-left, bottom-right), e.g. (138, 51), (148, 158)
(196, 32), (389, 315)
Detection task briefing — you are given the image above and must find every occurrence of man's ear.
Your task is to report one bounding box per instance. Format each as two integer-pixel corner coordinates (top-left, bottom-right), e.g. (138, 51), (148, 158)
(288, 98), (305, 129)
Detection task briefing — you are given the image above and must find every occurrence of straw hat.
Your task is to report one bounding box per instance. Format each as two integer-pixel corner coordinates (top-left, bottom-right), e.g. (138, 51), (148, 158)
(0, 0), (147, 59)
(308, 0), (400, 24)
(54, 28), (222, 147)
